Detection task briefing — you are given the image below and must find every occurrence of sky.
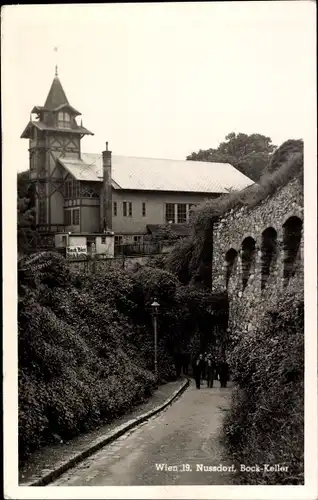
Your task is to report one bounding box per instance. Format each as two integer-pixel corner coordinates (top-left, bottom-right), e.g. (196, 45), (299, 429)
(2, 2), (316, 173)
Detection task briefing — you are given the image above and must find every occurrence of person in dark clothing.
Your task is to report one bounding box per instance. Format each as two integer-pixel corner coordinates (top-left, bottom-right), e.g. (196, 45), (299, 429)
(218, 357), (229, 388)
(194, 354), (204, 389)
(206, 354), (215, 388)
(202, 352), (207, 380)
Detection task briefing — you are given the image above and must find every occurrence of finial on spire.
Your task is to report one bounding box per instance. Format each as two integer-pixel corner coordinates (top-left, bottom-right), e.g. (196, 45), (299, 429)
(80, 118), (83, 127)
(53, 46), (58, 77)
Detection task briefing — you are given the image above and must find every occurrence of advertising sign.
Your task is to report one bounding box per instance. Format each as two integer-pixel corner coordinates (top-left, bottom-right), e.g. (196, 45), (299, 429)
(66, 245), (87, 259)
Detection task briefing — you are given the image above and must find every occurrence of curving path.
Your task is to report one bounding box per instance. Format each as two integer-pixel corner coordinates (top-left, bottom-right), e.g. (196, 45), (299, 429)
(52, 380), (234, 486)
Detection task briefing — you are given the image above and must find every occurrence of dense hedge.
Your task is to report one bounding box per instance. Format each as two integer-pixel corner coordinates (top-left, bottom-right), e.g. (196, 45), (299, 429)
(18, 253), (156, 463)
(222, 285), (304, 485)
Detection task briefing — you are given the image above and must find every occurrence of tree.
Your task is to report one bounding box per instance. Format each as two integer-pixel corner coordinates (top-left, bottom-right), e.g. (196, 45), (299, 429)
(187, 132), (277, 182)
(264, 139), (303, 175)
(17, 171), (37, 253)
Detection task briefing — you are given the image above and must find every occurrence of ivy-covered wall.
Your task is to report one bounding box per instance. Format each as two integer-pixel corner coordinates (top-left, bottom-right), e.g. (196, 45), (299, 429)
(211, 177), (304, 336)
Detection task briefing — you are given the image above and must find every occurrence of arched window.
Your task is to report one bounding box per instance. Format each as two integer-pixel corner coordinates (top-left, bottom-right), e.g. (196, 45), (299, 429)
(261, 227), (277, 290)
(241, 237), (256, 291)
(225, 248), (238, 288)
(283, 216), (303, 283)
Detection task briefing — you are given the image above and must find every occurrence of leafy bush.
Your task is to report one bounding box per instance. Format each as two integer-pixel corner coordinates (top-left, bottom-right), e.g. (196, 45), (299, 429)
(18, 253), (156, 463)
(222, 285), (304, 485)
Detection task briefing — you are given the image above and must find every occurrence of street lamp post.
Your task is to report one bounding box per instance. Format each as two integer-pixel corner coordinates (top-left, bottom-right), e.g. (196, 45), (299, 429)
(151, 298), (160, 380)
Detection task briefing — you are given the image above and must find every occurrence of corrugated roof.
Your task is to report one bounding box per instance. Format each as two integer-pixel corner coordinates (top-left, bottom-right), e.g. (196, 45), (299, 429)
(59, 153), (254, 193)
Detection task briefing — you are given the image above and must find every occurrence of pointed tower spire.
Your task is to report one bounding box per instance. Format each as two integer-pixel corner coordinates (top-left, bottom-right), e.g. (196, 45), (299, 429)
(44, 72), (69, 109)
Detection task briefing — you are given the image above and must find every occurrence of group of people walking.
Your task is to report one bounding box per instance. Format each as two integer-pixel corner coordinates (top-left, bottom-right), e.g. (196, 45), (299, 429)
(193, 353), (229, 389)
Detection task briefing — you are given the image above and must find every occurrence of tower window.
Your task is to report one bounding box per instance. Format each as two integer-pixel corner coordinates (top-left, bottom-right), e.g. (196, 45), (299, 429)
(113, 202), (117, 216)
(142, 202), (146, 217)
(57, 111), (71, 129)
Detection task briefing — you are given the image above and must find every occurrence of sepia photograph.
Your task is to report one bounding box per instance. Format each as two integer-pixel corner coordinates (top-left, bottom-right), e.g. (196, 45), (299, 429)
(2, 2), (317, 499)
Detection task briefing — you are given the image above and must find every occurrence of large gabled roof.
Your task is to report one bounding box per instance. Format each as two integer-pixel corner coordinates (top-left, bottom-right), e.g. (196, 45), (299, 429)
(58, 153), (255, 193)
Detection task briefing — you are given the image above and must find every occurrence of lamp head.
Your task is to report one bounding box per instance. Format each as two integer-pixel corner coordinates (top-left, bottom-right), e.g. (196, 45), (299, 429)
(151, 298), (160, 315)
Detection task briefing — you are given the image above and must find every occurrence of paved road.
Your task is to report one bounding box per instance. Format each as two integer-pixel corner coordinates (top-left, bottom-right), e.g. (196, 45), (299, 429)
(52, 380), (234, 486)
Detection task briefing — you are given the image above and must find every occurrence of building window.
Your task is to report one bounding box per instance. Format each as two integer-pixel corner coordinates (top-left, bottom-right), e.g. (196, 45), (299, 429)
(225, 248), (238, 288)
(142, 202), (146, 217)
(123, 201), (132, 217)
(283, 216), (302, 284)
(57, 111), (71, 129)
(64, 209), (71, 226)
(134, 236), (142, 243)
(113, 202), (117, 216)
(261, 227), (277, 290)
(101, 236), (106, 244)
(241, 237), (256, 291)
(72, 208), (80, 225)
(64, 179), (80, 199)
(115, 235), (123, 245)
(165, 203), (175, 223)
(38, 199), (46, 224)
(61, 235), (68, 247)
(177, 204), (187, 223)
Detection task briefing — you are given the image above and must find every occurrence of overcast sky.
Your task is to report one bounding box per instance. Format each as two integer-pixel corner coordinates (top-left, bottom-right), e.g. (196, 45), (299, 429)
(2, 2), (315, 173)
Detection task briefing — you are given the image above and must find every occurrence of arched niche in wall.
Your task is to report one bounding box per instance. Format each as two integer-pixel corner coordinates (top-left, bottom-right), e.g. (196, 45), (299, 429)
(283, 216), (303, 284)
(241, 237), (256, 291)
(261, 227), (278, 290)
(225, 248), (238, 288)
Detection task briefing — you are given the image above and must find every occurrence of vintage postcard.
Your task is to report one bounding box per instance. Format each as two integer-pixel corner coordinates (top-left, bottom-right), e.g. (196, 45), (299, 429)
(2, 2), (317, 499)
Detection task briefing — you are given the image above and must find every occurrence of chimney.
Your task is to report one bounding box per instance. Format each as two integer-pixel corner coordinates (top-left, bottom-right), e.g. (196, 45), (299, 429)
(101, 142), (112, 232)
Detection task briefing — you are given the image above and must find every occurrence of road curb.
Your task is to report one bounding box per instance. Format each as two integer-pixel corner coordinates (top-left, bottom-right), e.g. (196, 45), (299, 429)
(26, 378), (190, 486)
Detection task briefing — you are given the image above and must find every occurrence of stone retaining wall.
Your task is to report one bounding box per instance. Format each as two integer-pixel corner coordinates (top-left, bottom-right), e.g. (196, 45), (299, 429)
(212, 177), (304, 335)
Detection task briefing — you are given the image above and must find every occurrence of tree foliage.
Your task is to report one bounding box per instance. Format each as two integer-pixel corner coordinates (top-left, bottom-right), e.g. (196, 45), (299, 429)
(17, 170), (38, 253)
(222, 285), (304, 485)
(187, 132), (276, 181)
